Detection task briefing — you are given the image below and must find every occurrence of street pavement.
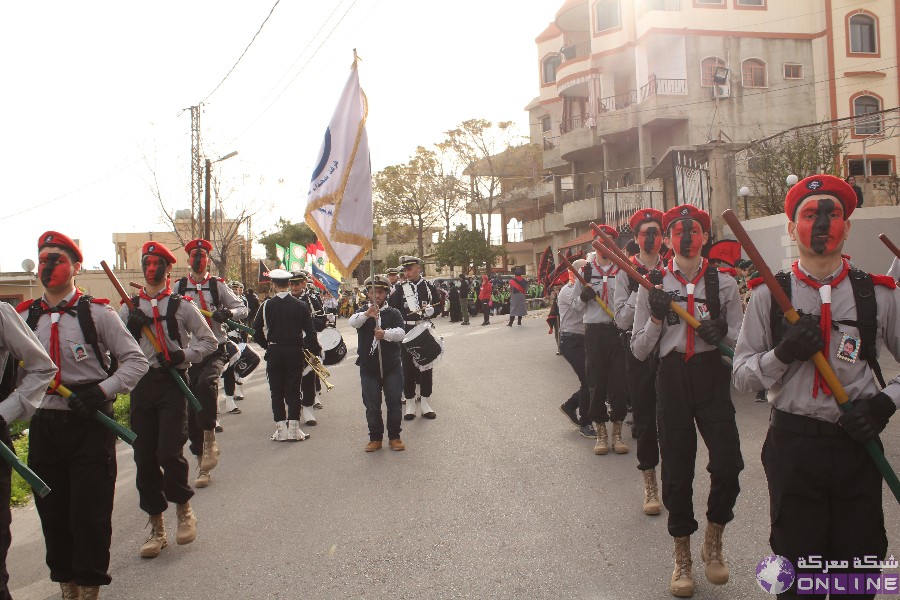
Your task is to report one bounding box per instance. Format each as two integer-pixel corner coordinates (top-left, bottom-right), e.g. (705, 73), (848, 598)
(8, 309), (900, 599)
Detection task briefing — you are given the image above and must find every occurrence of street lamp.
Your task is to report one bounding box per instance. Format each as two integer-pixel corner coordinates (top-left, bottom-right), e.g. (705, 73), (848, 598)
(786, 174), (799, 187)
(739, 186), (750, 220)
(204, 151), (239, 240)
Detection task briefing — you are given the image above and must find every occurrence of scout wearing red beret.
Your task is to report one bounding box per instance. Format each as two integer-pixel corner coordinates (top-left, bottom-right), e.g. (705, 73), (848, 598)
(785, 174), (857, 221)
(38, 231), (83, 263)
(629, 208), (665, 232)
(141, 241), (177, 265)
(663, 204), (711, 233)
(593, 224), (619, 239)
(184, 239), (213, 254)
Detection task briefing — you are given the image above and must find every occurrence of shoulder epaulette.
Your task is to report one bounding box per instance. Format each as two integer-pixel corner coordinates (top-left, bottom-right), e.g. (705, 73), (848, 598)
(747, 277), (765, 290)
(89, 297), (111, 305)
(718, 267), (737, 278)
(871, 274), (897, 289)
(16, 299), (34, 314)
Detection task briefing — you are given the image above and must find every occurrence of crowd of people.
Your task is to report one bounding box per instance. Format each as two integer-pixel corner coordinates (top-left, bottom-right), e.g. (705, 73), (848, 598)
(544, 175), (900, 598)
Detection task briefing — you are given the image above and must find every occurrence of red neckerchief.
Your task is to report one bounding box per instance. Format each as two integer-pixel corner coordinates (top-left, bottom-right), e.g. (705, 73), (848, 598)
(189, 273), (214, 328)
(591, 258), (619, 306)
(139, 287), (173, 362)
(668, 258), (708, 361)
(630, 254), (664, 274)
(791, 258), (851, 397)
(42, 290), (83, 389)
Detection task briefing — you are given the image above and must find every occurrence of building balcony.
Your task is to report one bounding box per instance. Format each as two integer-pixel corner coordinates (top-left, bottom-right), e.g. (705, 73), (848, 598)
(555, 0), (589, 33)
(563, 195), (604, 227)
(523, 211), (567, 241)
(559, 122), (600, 161)
(556, 61), (594, 98)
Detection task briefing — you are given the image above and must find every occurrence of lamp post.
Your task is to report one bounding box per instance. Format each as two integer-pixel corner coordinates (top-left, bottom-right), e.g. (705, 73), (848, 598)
(739, 186), (750, 220)
(203, 151), (239, 241)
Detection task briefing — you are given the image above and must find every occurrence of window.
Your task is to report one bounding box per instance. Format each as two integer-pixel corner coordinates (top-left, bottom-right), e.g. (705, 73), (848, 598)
(694, 0), (725, 5)
(849, 14), (877, 54)
(542, 55), (561, 84)
(736, 0), (765, 6)
(595, 0), (621, 32)
(783, 63), (803, 79)
(853, 95), (882, 135)
(741, 59), (767, 87)
(541, 116), (552, 132)
(848, 159), (892, 176)
(701, 57), (727, 87)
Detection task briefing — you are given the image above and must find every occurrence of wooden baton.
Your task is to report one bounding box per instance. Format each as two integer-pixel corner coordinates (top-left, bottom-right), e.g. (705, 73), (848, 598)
(0, 431), (49, 497)
(101, 262), (203, 413)
(879, 233), (900, 262)
(556, 251), (616, 319)
(722, 209), (900, 503)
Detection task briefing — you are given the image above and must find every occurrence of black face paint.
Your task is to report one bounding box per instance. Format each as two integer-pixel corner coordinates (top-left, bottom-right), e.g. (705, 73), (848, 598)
(801, 198), (842, 255)
(673, 219), (703, 258)
(40, 252), (63, 287)
(142, 255), (167, 285)
(642, 227), (659, 253)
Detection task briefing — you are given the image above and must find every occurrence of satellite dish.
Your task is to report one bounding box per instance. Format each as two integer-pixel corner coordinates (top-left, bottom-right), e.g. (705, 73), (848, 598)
(21, 259), (35, 272)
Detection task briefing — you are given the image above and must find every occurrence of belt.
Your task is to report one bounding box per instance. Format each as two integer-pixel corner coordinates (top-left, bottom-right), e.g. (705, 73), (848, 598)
(148, 366), (187, 377)
(663, 349), (721, 363)
(34, 407), (113, 420)
(770, 408), (846, 438)
(47, 380), (103, 396)
(585, 322), (618, 330)
(560, 332), (584, 338)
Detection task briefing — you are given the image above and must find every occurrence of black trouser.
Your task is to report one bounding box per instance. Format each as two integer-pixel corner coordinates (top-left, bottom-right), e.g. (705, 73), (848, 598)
(30, 406), (116, 586)
(763, 410), (887, 600)
(507, 315), (522, 326)
(462, 301), (469, 324)
(266, 344), (302, 421)
(301, 369), (317, 408)
(559, 333), (590, 427)
(188, 344), (227, 456)
(626, 345), (660, 471)
(584, 323), (627, 423)
(481, 300), (490, 324)
(401, 344), (432, 399)
(131, 369), (194, 515)
(0, 421), (12, 599)
(222, 364), (237, 396)
(657, 351), (743, 538)
(361, 366), (403, 441)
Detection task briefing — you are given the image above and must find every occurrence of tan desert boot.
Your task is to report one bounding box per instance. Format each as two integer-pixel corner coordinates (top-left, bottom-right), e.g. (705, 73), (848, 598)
(200, 430), (218, 471)
(701, 522), (729, 584)
(389, 439), (406, 451)
(670, 535), (694, 597)
(611, 421), (629, 454)
(642, 469), (662, 516)
(78, 586), (100, 600)
(176, 502), (197, 545)
(139, 513), (167, 558)
(593, 422), (609, 455)
(364, 440), (383, 452)
(60, 582), (79, 599)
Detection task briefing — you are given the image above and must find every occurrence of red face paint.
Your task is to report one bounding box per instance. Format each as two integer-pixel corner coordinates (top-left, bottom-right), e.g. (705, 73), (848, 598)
(636, 223), (663, 254)
(38, 251), (72, 288)
(142, 255), (168, 285)
(189, 249), (209, 275)
(795, 198), (845, 255)
(669, 219), (704, 259)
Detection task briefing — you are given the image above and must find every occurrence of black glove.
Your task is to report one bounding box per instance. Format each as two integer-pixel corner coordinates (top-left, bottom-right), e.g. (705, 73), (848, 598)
(647, 270), (663, 287)
(774, 314), (822, 364)
(627, 277), (639, 294)
(697, 317), (728, 346)
(156, 349), (186, 368)
(648, 288), (671, 321)
(212, 308), (232, 323)
(67, 385), (108, 418)
(126, 309), (150, 338)
(838, 392), (896, 444)
(580, 285), (597, 302)
(582, 263), (592, 282)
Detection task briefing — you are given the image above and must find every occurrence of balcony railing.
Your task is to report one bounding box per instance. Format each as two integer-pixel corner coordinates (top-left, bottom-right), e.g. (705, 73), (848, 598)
(559, 115), (584, 134)
(560, 41), (592, 62)
(639, 0), (682, 13)
(601, 188), (666, 231)
(543, 135), (560, 150)
(639, 77), (687, 101)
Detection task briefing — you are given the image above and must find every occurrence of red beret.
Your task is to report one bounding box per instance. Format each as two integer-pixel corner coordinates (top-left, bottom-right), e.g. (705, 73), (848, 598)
(663, 204), (711, 233)
(593, 224), (618, 239)
(141, 241), (177, 264)
(38, 231), (83, 263)
(785, 174), (857, 221)
(629, 208), (664, 232)
(184, 238), (213, 254)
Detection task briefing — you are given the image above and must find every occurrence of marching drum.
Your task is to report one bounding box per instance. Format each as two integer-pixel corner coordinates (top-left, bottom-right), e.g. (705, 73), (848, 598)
(320, 327), (347, 366)
(402, 323), (444, 371)
(226, 341), (260, 378)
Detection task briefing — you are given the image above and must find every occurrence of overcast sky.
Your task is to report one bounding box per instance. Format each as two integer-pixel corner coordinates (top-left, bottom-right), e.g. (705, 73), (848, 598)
(0, 0), (551, 271)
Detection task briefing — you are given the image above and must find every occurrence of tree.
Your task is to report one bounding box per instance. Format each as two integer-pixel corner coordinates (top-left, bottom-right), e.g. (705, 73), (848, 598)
(442, 119), (525, 244)
(432, 142), (469, 239)
(434, 225), (504, 275)
(744, 127), (848, 216)
(873, 174), (900, 206)
(257, 219), (317, 265)
(373, 147), (442, 258)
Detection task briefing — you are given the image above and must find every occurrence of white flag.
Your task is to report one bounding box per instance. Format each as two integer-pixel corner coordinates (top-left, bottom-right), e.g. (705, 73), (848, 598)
(304, 65), (372, 279)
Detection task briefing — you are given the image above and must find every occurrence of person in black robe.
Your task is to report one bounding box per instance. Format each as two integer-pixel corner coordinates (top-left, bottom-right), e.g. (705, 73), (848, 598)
(448, 284), (462, 322)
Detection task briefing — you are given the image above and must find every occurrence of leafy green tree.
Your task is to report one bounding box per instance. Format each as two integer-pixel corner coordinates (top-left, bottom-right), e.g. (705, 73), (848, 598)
(258, 219), (317, 264)
(434, 225), (504, 275)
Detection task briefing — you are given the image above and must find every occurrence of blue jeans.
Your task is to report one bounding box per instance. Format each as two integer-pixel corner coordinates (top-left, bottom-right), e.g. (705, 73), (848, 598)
(360, 366), (403, 440)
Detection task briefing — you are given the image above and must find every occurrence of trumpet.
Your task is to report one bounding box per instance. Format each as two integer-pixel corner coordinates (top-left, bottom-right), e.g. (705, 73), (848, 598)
(304, 349), (334, 391)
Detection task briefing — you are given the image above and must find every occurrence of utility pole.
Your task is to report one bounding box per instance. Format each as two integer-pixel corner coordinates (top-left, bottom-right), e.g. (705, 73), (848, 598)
(190, 105), (202, 238)
(204, 158), (212, 241)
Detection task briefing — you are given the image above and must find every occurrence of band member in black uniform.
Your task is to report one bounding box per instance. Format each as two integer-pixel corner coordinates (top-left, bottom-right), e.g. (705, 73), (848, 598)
(350, 275), (407, 452)
(388, 256), (441, 420)
(289, 270), (325, 426)
(253, 269), (320, 442)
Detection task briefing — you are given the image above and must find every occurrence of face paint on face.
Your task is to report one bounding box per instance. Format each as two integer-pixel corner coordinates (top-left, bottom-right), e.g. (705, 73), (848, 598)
(795, 197), (846, 255)
(38, 251), (72, 288)
(636, 224), (662, 254)
(669, 219), (704, 259)
(142, 255), (168, 285)
(189, 249), (209, 275)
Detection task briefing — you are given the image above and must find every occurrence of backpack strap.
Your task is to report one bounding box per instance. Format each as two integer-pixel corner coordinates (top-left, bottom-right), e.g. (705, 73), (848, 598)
(165, 294), (184, 348)
(24, 299), (44, 331)
(175, 277), (188, 297)
(847, 269), (885, 388)
(703, 268), (721, 320)
(0, 354), (17, 403)
(770, 271), (792, 346)
(76, 296), (118, 376)
(208, 278), (220, 308)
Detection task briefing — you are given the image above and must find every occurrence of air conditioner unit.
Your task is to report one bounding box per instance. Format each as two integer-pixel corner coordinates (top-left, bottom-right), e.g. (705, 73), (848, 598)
(714, 85), (730, 99)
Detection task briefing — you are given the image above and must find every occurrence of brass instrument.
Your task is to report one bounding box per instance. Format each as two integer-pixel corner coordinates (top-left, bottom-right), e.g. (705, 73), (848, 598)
(304, 349), (334, 391)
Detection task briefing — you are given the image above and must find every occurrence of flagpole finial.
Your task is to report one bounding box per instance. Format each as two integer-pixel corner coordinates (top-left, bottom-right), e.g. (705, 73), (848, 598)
(352, 48), (360, 70)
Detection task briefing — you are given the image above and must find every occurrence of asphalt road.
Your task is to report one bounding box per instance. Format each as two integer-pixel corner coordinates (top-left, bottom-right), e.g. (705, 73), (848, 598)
(8, 310), (900, 599)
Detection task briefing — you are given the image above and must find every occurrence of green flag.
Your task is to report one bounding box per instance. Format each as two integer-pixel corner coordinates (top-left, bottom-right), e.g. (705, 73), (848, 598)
(289, 242), (307, 270)
(275, 244), (289, 269)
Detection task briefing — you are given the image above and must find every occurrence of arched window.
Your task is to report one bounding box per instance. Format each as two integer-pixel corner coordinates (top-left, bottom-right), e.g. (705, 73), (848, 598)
(542, 55), (561, 84)
(741, 59), (767, 88)
(854, 95), (882, 135)
(700, 57), (727, 87)
(849, 14), (877, 54)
